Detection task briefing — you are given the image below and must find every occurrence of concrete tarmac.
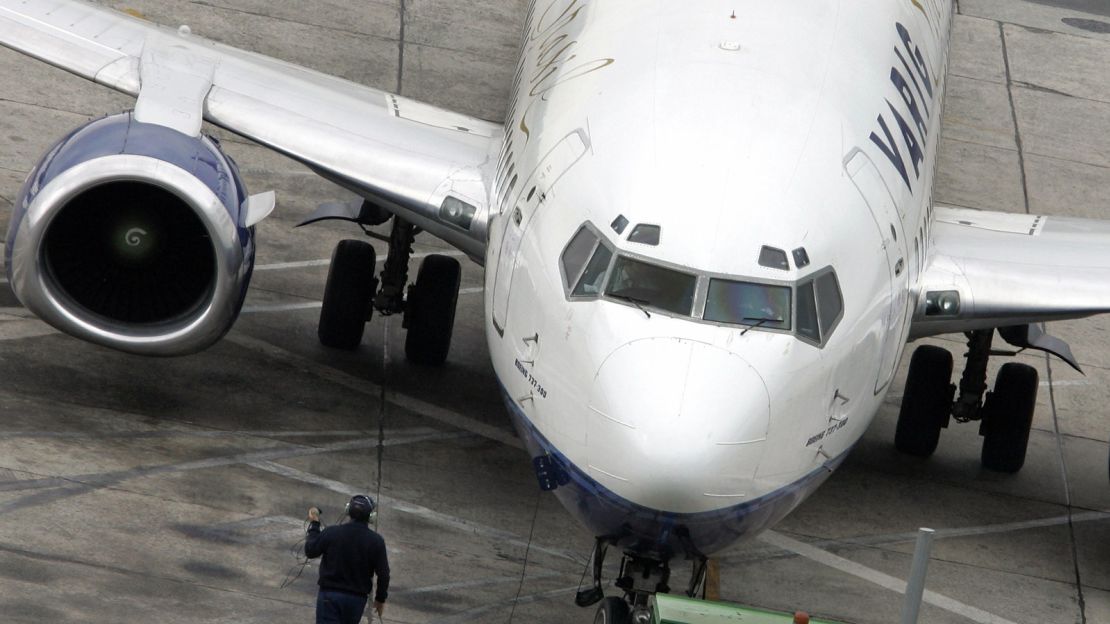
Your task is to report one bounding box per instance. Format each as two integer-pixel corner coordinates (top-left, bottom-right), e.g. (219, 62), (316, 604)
(0, 1), (1107, 622)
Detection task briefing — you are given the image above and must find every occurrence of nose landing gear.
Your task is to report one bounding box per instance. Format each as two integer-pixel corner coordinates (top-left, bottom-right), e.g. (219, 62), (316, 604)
(578, 537), (708, 624)
(317, 211), (461, 365)
(894, 329), (1040, 472)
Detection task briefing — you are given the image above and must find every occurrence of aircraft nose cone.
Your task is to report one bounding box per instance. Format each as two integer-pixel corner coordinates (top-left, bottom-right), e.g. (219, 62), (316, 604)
(587, 338), (770, 513)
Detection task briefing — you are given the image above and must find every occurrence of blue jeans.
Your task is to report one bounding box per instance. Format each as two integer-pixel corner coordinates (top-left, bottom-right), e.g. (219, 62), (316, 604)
(316, 590), (368, 624)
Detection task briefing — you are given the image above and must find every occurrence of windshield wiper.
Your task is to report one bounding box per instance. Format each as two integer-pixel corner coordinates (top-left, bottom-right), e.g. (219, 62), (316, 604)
(740, 316), (782, 336)
(607, 292), (652, 318)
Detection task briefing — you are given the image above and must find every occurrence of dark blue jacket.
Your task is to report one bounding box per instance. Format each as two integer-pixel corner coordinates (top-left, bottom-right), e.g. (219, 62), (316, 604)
(305, 521), (390, 602)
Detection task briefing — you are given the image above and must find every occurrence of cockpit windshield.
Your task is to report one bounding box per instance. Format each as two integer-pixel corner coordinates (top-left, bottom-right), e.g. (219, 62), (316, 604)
(559, 222), (842, 346)
(605, 256), (697, 316)
(704, 279), (792, 330)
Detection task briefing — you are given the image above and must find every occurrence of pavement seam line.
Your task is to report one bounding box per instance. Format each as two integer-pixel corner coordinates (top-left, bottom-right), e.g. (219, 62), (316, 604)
(998, 20), (1032, 216)
(246, 459), (582, 565)
(760, 530), (1019, 624)
(947, 70), (1004, 87)
(440, 585), (581, 624)
(723, 510), (1110, 566)
(404, 571), (565, 595)
(184, 0), (383, 40)
(224, 333), (523, 449)
(0, 540), (309, 608)
(397, 0), (406, 94)
(0, 329), (521, 448)
(0, 96), (93, 119)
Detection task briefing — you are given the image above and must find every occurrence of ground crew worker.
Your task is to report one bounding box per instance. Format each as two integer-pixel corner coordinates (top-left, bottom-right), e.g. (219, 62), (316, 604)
(306, 495), (390, 623)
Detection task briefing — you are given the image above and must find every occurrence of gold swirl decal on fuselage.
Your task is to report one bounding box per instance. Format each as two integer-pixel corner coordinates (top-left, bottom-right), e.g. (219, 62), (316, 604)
(509, 0), (614, 146)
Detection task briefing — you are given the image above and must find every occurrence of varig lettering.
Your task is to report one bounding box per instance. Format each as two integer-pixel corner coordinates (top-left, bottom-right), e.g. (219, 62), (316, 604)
(868, 22), (939, 193)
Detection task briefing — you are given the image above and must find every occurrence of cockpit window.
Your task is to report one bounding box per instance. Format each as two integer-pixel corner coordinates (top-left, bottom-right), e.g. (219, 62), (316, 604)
(611, 214), (629, 234)
(795, 269), (843, 345)
(815, 271), (844, 334)
(704, 278), (792, 330)
(561, 226), (598, 289)
(605, 256), (696, 315)
(758, 246), (789, 271)
(628, 224), (661, 245)
(796, 281), (819, 341)
(573, 243), (614, 296)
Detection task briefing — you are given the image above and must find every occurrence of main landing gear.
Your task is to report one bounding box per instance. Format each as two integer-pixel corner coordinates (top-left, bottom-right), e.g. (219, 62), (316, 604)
(317, 211), (461, 366)
(577, 538), (708, 624)
(895, 329), (1039, 472)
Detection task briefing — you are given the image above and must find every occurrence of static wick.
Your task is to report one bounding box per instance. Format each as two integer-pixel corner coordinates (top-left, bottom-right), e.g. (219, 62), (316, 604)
(178, 24), (192, 37)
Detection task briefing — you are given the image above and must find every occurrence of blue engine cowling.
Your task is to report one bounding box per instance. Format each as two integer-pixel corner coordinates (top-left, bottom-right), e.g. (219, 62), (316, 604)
(5, 112), (255, 355)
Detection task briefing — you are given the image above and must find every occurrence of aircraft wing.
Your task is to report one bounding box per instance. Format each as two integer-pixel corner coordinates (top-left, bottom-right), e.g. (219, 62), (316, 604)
(0, 0), (500, 259)
(911, 206), (1110, 358)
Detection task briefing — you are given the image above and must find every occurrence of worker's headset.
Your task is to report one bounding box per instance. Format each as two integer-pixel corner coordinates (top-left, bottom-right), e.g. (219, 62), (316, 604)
(345, 495), (377, 522)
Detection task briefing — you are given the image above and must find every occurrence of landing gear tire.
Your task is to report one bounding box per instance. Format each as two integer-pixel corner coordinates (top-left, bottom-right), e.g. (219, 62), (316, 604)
(593, 597), (630, 624)
(895, 345), (954, 457)
(318, 240), (377, 349)
(980, 362), (1038, 473)
(404, 254), (461, 366)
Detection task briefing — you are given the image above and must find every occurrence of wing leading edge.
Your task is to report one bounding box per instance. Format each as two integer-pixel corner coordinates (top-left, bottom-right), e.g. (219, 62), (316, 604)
(0, 0), (500, 259)
(912, 206), (1110, 354)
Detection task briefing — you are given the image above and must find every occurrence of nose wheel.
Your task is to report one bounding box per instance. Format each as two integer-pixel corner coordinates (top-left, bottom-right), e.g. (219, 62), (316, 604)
(894, 330), (1039, 472)
(593, 597), (630, 624)
(317, 215), (461, 365)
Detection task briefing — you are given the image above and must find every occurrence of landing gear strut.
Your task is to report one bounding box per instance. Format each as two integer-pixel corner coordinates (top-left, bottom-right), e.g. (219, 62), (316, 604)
(317, 210), (461, 365)
(894, 329), (1039, 472)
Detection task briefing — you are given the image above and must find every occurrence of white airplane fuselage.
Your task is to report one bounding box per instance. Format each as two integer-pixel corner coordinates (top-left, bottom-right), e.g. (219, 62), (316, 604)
(484, 0), (953, 558)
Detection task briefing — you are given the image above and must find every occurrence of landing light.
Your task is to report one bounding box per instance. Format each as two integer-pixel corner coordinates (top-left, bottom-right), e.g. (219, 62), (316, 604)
(925, 290), (960, 316)
(439, 196), (476, 230)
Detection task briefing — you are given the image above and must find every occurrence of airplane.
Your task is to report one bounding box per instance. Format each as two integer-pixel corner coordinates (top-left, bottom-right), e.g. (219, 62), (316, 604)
(2, 1), (1109, 622)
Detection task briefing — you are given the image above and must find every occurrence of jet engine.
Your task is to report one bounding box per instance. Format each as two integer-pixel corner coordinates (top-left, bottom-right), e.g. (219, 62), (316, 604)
(5, 112), (256, 355)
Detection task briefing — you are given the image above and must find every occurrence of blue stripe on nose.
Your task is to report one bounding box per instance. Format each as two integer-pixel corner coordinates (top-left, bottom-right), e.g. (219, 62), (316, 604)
(500, 385), (850, 557)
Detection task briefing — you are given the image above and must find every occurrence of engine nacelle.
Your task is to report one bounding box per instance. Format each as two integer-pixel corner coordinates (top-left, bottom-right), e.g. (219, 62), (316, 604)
(5, 112), (255, 355)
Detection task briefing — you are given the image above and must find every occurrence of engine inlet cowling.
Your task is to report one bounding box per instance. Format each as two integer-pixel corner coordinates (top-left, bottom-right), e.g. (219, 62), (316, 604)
(5, 113), (255, 355)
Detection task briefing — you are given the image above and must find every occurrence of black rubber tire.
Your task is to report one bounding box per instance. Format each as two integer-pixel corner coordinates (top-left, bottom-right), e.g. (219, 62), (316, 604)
(593, 597), (630, 624)
(981, 362), (1038, 473)
(318, 240), (376, 350)
(404, 254), (461, 366)
(894, 345), (954, 457)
